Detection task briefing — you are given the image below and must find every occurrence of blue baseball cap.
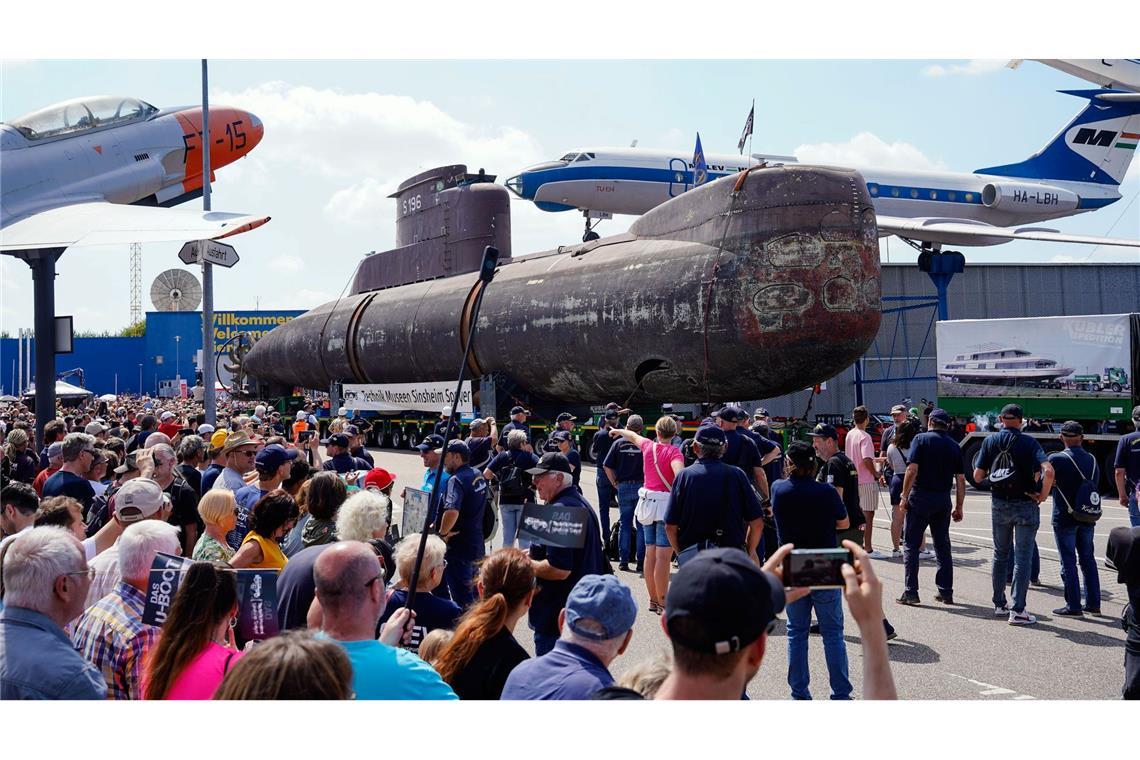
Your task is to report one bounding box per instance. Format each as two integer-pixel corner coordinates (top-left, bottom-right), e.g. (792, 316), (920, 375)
(255, 443), (299, 470)
(416, 434), (445, 453)
(713, 405), (747, 422)
(551, 430), (572, 443)
(807, 423), (838, 440)
(694, 425), (726, 446)
(928, 408), (952, 425)
(564, 575), (637, 640)
(442, 439), (470, 457)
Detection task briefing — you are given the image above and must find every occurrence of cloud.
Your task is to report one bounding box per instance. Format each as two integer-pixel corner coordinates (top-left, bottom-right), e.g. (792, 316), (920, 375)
(212, 82), (546, 226)
(268, 255), (304, 274)
(296, 289), (335, 307)
(922, 60), (1007, 78)
(793, 132), (945, 171)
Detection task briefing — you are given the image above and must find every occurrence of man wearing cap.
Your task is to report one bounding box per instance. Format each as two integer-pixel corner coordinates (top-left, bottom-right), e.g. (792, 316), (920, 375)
(157, 411), (181, 441)
(345, 424), (375, 468)
(200, 430), (229, 493)
(713, 406), (768, 499)
(433, 406), (453, 440)
(414, 434), (451, 496)
(550, 430), (582, 491)
(321, 433), (370, 476)
(770, 441), (854, 699)
(590, 409), (620, 538)
(438, 440), (489, 607)
(1048, 421), (1102, 616)
(84, 422), (109, 443)
(809, 424), (866, 548)
(85, 479), (174, 606)
(32, 442), (64, 497)
(603, 414), (646, 572)
(654, 545), (897, 700)
(896, 409), (965, 606)
(973, 403), (1054, 625)
(210, 431), (259, 493)
(501, 574), (636, 700)
(498, 406), (532, 452)
(232, 443), (299, 550)
(1114, 406), (1140, 528)
(525, 452), (608, 656)
(665, 425), (764, 567)
(555, 412), (576, 436)
(465, 417), (498, 473)
(43, 433), (98, 515)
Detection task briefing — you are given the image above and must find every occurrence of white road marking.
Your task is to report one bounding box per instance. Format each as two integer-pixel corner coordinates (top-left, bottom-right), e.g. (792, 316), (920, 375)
(947, 673), (1035, 699)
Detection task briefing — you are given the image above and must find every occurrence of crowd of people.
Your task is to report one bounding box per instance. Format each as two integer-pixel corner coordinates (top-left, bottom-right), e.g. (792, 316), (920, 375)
(0, 393), (1137, 700)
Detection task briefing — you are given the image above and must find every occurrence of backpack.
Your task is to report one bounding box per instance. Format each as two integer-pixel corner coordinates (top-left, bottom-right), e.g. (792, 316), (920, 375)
(1056, 450), (1102, 524)
(986, 435), (1024, 497)
(498, 463), (531, 505)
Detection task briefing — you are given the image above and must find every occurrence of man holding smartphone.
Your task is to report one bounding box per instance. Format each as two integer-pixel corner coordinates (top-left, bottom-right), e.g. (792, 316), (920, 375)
(770, 441), (852, 700)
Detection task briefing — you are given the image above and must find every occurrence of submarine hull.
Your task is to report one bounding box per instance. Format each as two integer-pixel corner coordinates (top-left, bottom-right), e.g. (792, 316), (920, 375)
(245, 165), (881, 403)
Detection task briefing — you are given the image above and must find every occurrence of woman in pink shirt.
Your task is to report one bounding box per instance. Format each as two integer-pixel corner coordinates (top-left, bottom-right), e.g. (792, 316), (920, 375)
(144, 562), (243, 700)
(610, 416), (683, 613)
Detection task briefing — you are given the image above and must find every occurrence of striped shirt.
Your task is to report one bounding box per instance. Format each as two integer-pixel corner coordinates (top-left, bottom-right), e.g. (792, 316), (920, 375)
(71, 582), (160, 700)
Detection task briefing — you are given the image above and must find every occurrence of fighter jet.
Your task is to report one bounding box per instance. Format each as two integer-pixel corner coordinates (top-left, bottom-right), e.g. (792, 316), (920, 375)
(1, 95), (268, 250)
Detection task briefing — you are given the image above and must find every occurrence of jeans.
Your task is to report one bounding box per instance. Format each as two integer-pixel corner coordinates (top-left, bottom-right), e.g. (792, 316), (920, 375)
(904, 492), (953, 596)
(617, 481), (645, 564)
(642, 520), (670, 547)
(1053, 523), (1101, 611)
(596, 477), (615, 538)
(1005, 541), (1040, 583)
(785, 589), (852, 700)
(443, 554), (477, 609)
(534, 631), (559, 657)
(991, 497), (1040, 613)
(499, 504), (530, 550)
(1130, 491), (1140, 529)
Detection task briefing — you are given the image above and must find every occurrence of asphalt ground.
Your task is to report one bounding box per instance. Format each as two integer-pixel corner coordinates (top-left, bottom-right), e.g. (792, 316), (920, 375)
(359, 447), (1132, 700)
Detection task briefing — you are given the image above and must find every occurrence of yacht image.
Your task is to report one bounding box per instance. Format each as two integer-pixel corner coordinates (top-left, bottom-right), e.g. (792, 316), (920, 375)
(939, 344), (1074, 385)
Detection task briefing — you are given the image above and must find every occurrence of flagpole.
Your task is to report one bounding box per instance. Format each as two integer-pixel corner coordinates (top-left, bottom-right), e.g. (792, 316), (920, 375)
(747, 98), (754, 162)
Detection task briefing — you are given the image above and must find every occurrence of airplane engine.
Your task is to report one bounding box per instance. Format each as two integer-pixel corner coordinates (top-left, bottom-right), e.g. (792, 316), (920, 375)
(981, 181), (1079, 213)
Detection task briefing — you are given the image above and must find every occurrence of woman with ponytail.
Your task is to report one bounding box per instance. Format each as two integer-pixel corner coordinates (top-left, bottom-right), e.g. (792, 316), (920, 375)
(432, 548), (536, 700)
(143, 562), (241, 700)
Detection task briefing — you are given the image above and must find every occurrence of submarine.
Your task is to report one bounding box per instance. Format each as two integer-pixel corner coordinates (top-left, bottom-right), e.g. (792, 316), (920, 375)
(244, 162), (882, 403)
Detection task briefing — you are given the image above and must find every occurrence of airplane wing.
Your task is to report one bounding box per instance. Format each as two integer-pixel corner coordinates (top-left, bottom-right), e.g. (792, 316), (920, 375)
(0, 202), (270, 252)
(875, 215), (1140, 249)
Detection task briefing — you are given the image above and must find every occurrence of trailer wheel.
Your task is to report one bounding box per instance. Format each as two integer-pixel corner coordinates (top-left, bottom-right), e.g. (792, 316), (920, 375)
(963, 440), (987, 490)
(1111, 382), (1122, 393)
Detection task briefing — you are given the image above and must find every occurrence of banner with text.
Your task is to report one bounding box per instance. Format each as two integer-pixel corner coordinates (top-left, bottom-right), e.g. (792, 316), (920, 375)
(343, 381), (473, 413)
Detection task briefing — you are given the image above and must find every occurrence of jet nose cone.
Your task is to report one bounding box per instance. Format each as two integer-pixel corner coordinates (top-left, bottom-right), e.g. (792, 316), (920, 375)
(505, 173), (527, 198)
(245, 111), (264, 150)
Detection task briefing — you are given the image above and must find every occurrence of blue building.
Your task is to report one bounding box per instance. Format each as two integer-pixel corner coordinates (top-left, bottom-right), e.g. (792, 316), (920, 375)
(0, 310), (302, 396)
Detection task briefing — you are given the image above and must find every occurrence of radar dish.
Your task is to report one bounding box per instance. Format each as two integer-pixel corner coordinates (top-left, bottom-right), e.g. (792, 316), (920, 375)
(150, 269), (202, 312)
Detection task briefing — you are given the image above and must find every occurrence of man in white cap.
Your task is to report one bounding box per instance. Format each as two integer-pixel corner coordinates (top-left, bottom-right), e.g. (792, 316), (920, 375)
(157, 411), (181, 441)
(434, 406), (453, 440)
(85, 479), (174, 605)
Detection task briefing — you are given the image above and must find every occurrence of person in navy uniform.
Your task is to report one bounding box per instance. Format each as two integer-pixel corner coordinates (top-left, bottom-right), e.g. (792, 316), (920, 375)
(498, 406), (532, 452)
(896, 408), (965, 606)
(523, 452), (607, 656)
(322, 433), (371, 475)
(664, 425), (764, 567)
(1048, 421), (1102, 616)
(590, 409), (620, 538)
(465, 417), (498, 472)
(603, 415), (646, 573)
(555, 412), (576, 435)
(712, 406), (768, 500)
(345, 425), (374, 468)
(438, 439), (489, 609)
(434, 406), (454, 440)
(1114, 405), (1140, 528)
(551, 430), (582, 492)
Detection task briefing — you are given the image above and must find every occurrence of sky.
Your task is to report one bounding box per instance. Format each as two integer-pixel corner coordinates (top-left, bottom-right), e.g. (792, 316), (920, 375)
(1, 57), (1138, 334)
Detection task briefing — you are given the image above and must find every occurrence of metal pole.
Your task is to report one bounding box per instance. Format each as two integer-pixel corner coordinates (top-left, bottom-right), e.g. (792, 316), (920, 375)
(29, 251), (61, 442)
(201, 58), (217, 425)
(17, 328), (23, 395)
(139, 364), (142, 395)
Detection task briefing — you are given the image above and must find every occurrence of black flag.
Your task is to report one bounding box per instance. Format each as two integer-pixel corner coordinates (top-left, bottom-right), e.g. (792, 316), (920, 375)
(737, 102), (754, 155)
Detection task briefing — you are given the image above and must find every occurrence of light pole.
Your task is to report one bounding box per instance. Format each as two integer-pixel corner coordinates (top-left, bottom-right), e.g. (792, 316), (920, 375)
(174, 336), (181, 380)
(138, 364), (142, 396)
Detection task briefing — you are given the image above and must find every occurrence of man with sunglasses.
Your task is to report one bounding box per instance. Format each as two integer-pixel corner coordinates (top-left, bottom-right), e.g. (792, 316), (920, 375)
(973, 404), (1054, 626)
(0, 527), (106, 699)
(210, 432), (259, 493)
(42, 433), (98, 515)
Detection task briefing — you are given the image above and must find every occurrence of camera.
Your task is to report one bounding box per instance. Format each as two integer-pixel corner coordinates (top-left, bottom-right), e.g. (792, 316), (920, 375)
(783, 548), (852, 588)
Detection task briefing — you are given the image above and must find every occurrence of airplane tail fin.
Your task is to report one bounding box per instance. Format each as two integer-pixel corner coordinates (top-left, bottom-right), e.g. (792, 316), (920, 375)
(975, 90), (1140, 185)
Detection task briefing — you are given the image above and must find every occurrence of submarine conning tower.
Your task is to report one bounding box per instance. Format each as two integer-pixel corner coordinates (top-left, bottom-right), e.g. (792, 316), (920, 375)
(350, 164), (512, 295)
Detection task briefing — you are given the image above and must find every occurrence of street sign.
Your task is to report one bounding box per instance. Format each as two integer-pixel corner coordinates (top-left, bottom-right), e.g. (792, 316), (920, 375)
(177, 240), (239, 268)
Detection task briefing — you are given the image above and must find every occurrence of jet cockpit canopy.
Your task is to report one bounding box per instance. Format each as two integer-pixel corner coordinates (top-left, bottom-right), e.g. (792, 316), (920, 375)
(4, 96), (159, 141)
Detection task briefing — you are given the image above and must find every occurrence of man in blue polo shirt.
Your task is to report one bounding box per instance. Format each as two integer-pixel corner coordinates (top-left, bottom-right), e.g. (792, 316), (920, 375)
(1114, 405), (1140, 528)
(502, 574), (637, 700)
(498, 406), (532, 451)
(438, 440), (488, 608)
(973, 403), (1054, 626)
(896, 409), (965, 606)
(321, 433), (370, 475)
(415, 434), (450, 496)
(1049, 421), (1102, 616)
(523, 452), (607, 655)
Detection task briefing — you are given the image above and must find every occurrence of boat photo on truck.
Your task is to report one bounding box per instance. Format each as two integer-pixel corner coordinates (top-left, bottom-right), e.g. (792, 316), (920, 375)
(936, 313), (1140, 492)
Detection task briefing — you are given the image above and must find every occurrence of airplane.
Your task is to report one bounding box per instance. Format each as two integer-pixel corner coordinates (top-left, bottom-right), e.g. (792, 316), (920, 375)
(1, 94), (268, 250)
(1014, 59), (1140, 94)
(506, 89), (1140, 250)
(0, 94), (268, 433)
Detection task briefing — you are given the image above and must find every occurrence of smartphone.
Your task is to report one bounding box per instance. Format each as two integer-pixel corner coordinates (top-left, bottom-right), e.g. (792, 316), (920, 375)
(783, 548), (853, 588)
(298, 430), (315, 441)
